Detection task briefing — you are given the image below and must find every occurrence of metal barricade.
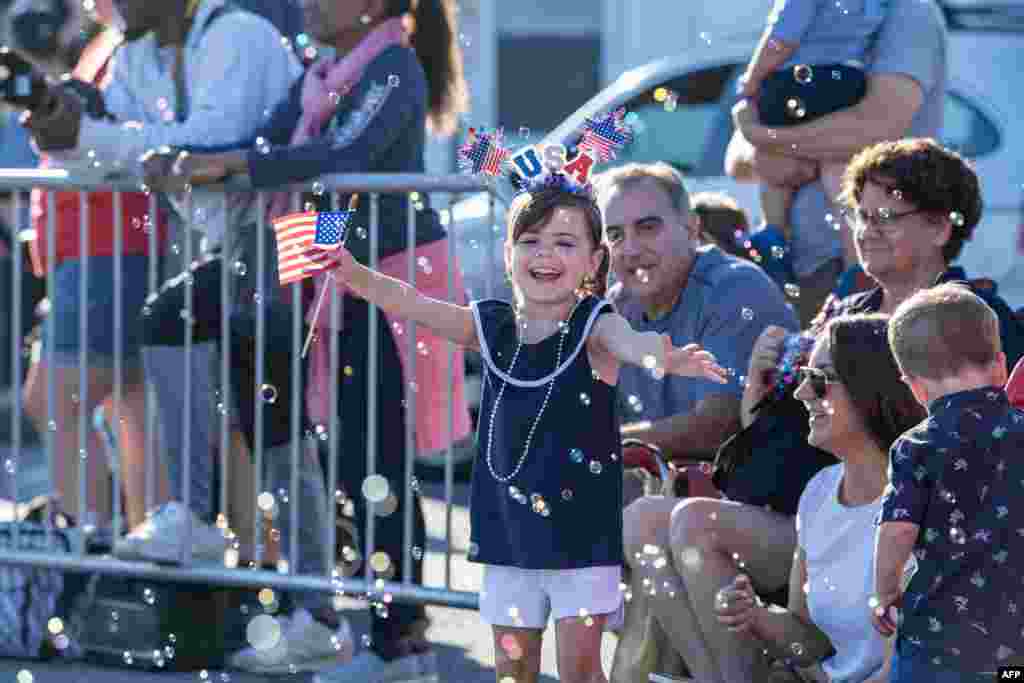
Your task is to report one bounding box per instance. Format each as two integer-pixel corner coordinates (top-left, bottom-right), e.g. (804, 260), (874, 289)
(0, 170), (503, 611)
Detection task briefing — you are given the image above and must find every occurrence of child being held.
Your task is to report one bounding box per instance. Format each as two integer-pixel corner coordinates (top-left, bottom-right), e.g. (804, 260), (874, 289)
(874, 283), (1024, 681)
(740, 0), (889, 285)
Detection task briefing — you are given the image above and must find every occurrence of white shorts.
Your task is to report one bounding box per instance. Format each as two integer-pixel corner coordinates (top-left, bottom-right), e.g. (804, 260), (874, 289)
(479, 564), (623, 629)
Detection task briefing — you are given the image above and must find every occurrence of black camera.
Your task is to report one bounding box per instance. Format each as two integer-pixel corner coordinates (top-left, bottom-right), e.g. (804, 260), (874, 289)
(0, 45), (48, 109)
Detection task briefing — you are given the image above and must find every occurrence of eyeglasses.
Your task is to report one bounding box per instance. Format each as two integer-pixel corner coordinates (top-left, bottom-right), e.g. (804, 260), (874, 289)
(798, 366), (841, 399)
(841, 206), (927, 234)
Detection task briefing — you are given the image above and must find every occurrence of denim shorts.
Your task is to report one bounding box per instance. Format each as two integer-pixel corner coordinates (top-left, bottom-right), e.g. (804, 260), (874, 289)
(40, 255), (150, 367)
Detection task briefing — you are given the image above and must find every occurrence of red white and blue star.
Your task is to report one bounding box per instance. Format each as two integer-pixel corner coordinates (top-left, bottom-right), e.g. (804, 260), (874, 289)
(578, 107), (633, 162)
(457, 128), (510, 176)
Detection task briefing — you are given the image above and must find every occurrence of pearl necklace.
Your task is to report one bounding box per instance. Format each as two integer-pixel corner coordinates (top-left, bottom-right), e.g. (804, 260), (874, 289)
(485, 303), (579, 483)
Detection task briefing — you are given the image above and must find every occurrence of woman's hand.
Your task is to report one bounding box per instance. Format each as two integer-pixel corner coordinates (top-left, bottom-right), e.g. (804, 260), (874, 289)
(140, 147), (229, 191)
(714, 574), (763, 634)
(664, 337), (729, 384)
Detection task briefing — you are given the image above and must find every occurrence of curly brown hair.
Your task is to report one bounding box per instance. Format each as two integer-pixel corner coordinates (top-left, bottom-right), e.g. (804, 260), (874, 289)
(839, 138), (982, 263)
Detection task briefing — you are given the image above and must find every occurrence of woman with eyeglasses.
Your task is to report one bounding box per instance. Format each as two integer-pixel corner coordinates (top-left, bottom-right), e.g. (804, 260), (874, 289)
(823, 139), (1024, 369)
(713, 314), (924, 682)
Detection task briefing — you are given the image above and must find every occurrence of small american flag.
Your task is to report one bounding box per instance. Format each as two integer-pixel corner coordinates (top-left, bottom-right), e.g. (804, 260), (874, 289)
(458, 128), (510, 176)
(273, 210), (353, 286)
(578, 108), (633, 163)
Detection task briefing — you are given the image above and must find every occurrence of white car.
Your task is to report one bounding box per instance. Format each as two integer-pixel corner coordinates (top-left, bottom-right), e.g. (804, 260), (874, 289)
(449, 3), (1024, 309)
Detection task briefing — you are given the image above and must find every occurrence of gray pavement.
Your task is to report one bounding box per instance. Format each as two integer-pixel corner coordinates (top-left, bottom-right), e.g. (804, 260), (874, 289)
(0, 401), (619, 681)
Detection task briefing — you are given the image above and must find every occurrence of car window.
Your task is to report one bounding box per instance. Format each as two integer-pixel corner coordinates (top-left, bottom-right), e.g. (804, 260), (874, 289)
(613, 64), (741, 178)
(940, 92), (1000, 158)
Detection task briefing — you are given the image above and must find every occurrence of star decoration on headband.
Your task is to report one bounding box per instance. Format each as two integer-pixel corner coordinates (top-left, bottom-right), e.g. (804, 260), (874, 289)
(457, 127), (510, 176)
(578, 107), (633, 163)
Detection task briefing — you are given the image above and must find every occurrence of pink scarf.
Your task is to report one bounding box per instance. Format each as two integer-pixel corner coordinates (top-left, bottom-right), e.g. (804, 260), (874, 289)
(267, 18), (409, 219)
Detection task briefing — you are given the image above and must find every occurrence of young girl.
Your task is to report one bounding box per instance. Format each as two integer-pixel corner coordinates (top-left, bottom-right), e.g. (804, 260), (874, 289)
(326, 181), (726, 682)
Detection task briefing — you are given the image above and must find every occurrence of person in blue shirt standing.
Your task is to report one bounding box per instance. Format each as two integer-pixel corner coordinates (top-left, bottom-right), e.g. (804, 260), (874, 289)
(319, 181), (728, 683)
(875, 283), (1024, 681)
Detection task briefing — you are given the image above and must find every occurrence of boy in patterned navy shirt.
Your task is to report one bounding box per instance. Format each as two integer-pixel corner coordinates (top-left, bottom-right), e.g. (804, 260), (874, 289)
(873, 283), (1024, 682)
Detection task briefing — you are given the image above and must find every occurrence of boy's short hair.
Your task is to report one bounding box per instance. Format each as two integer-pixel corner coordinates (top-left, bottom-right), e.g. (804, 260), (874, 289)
(690, 191), (749, 258)
(888, 283), (1002, 381)
(592, 162), (690, 216)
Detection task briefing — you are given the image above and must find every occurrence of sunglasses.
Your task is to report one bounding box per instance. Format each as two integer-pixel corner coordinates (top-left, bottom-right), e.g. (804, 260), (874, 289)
(798, 366), (841, 399)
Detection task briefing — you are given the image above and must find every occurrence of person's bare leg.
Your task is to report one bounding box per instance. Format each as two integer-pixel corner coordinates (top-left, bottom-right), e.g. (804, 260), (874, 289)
(22, 359), (114, 523)
(624, 495), (722, 683)
(110, 366), (166, 529)
(557, 613), (608, 683)
(493, 626), (543, 683)
(670, 498), (797, 683)
(760, 184), (795, 242)
(228, 430), (257, 564)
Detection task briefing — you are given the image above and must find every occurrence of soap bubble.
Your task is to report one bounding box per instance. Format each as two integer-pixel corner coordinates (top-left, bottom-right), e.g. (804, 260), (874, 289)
(246, 615), (282, 651)
(362, 474), (390, 503)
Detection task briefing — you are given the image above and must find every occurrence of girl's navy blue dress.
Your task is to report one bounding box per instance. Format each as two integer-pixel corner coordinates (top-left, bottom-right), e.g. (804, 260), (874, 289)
(469, 296), (623, 569)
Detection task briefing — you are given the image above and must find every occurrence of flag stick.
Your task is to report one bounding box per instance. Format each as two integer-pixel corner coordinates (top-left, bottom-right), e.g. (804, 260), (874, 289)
(300, 194), (360, 359)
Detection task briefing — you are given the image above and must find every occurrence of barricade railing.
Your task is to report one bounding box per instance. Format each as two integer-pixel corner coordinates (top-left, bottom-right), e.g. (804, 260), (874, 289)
(0, 170), (501, 611)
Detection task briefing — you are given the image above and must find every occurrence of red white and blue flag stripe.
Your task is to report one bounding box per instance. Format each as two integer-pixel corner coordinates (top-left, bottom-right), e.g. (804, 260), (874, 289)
(273, 209), (354, 286)
(578, 107), (633, 163)
(458, 128), (510, 176)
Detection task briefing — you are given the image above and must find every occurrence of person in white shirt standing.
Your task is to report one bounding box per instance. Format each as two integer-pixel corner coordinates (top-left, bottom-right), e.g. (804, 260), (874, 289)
(24, 0), (302, 563)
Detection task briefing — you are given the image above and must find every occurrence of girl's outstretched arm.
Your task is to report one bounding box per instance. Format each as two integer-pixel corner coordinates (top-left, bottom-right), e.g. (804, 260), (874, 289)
(327, 244), (478, 349)
(592, 313), (729, 383)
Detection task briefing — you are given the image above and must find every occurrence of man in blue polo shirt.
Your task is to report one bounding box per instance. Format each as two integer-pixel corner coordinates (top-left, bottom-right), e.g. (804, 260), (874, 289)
(595, 162), (798, 462)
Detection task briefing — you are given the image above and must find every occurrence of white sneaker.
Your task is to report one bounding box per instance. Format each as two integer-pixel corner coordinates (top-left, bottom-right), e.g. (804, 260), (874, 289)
(649, 675), (693, 683)
(229, 608), (354, 674)
(113, 502), (227, 564)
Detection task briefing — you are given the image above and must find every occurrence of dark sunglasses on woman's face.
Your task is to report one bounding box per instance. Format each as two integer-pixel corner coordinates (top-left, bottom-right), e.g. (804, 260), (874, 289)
(798, 366), (841, 399)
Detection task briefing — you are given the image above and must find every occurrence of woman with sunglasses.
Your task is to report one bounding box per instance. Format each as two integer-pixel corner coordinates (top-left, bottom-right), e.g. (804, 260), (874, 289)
(713, 315), (924, 682)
